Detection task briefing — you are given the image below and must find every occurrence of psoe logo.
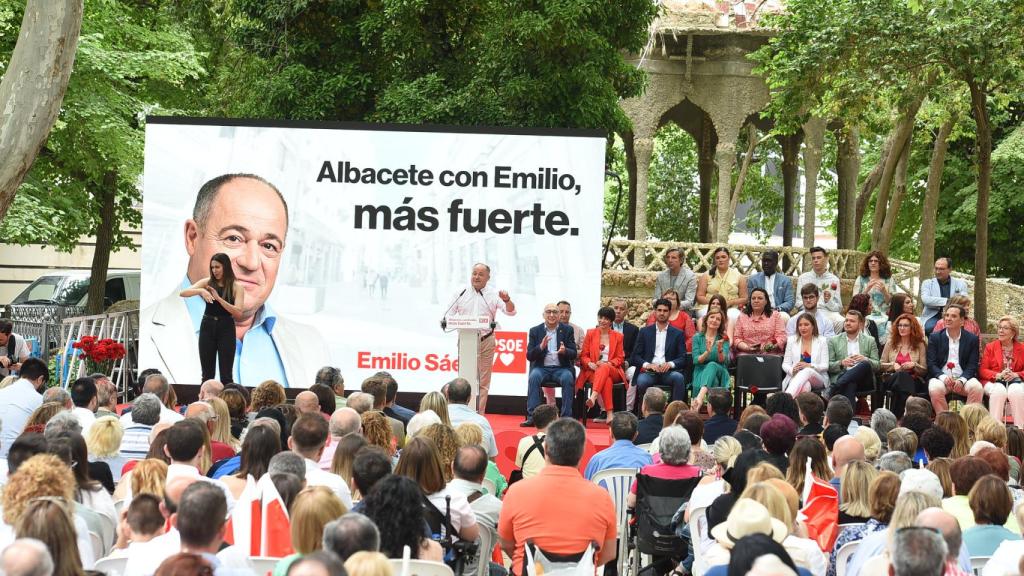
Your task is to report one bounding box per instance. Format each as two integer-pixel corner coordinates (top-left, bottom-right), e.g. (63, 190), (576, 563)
(492, 331), (527, 374)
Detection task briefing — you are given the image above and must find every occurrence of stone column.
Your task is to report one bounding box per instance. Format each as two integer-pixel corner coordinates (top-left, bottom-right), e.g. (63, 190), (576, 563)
(801, 117), (826, 250)
(714, 140), (737, 243)
(697, 117), (715, 243)
(632, 136), (655, 266)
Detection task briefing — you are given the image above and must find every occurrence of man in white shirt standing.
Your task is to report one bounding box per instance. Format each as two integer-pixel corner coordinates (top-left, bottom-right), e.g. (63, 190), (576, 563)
(289, 413), (353, 508)
(446, 263), (516, 414)
(0, 320), (32, 379)
(796, 246), (844, 331)
(0, 357), (48, 458)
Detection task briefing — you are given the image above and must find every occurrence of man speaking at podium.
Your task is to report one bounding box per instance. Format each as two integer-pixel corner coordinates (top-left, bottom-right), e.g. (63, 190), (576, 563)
(447, 263), (516, 414)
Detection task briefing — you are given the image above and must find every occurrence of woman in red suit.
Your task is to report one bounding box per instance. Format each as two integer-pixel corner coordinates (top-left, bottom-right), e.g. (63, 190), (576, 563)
(576, 306), (625, 423)
(980, 315), (1024, 425)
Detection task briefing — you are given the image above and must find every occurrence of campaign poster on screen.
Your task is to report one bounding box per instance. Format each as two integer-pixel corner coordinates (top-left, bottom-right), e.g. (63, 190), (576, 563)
(138, 117), (606, 394)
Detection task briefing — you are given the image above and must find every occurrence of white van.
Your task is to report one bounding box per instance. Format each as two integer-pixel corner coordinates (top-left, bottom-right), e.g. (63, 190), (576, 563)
(9, 270), (141, 309)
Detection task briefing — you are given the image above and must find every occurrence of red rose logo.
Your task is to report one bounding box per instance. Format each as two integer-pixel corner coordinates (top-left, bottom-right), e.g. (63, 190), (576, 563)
(599, 344), (606, 351)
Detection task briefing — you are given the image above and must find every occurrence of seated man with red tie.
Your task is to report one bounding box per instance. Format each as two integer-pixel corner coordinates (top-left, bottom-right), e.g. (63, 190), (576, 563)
(576, 307), (626, 423)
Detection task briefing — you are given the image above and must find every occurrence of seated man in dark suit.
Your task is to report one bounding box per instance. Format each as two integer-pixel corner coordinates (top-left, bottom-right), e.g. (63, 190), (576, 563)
(703, 388), (738, 444)
(523, 303), (578, 426)
(630, 298), (688, 410)
(926, 303), (981, 415)
(634, 387), (667, 445)
(612, 298), (641, 410)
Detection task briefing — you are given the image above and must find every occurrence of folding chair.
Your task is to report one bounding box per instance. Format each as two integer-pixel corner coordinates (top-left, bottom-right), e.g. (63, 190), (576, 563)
(834, 540), (860, 576)
(592, 468), (639, 576)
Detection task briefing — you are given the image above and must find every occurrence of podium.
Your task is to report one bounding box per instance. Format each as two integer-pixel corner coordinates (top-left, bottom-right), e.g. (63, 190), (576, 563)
(442, 314), (495, 411)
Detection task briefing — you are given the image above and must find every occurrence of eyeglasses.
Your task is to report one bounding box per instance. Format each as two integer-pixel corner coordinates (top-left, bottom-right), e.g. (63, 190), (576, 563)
(897, 323), (911, 329)
(543, 310), (558, 314)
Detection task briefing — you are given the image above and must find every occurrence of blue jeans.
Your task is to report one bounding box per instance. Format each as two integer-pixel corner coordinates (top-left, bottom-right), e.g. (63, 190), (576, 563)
(633, 370), (687, 410)
(528, 366), (575, 417)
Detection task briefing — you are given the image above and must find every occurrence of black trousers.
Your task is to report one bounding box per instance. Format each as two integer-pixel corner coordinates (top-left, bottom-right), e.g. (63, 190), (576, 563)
(199, 314), (235, 383)
(831, 361), (874, 406)
(885, 370), (924, 419)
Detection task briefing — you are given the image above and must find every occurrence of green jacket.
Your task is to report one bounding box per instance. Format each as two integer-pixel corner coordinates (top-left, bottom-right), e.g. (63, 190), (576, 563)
(827, 332), (880, 385)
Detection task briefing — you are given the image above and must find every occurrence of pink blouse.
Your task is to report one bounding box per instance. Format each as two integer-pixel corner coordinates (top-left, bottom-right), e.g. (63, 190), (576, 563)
(733, 310), (787, 355)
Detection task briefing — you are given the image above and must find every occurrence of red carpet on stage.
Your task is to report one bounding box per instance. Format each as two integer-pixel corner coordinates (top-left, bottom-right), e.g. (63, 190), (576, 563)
(486, 414), (612, 477)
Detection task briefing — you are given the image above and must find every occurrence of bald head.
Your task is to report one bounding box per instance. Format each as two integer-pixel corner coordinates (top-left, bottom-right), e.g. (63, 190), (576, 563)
(330, 408), (362, 438)
(199, 380), (223, 400)
(1, 538), (53, 576)
(831, 435), (865, 475)
(185, 402), (214, 432)
(295, 391), (320, 415)
(915, 507), (961, 561)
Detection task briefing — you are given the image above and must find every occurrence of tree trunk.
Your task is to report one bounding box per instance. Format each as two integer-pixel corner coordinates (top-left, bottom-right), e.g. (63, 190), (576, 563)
(698, 119), (714, 242)
(969, 81), (991, 330)
(802, 118), (826, 249)
(919, 119), (954, 280)
(87, 172), (118, 314)
(0, 0), (83, 220)
(729, 124), (761, 218)
(877, 133), (913, 252)
(835, 126), (861, 250)
(870, 105), (922, 249)
(778, 132), (803, 248)
(855, 133), (893, 247)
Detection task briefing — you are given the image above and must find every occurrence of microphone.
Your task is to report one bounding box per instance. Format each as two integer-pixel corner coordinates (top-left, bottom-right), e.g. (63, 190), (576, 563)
(440, 288), (466, 330)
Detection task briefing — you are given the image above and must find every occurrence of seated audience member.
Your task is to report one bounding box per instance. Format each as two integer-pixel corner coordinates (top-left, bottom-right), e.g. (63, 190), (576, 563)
(453, 423), (506, 497)
(499, 418), (617, 576)
(221, 387), (249, 440)
(418, 423), (459, 482)
(880, 313), (928, 418)
(926, 458), (955, 498)
(739, 481), (825, 576)
(360, 411), (395, 457)
(395, 437), (478, 543)
(963, 475), (1020, 557)
(119, 393), (162, 461)
(69, 376), (98, 432)
(316, 366), (346, 410)
(584, 411), (652, 480)
(919, 427), (954, 462)
(706, 447), (772, 532)
(275, 486), (349, 574)
(173, 481), (251, 572)
(904, 395), (935, 419)
(445, 378), (498, 457)
(108, 493), (166, 557)
(827, 310), (880, 405)
(330, 434), (368, 493)
(838, 460), (877, 524)
(0, 357), (49, 458)
(760, 414), (796, 476)
(829, 436), (865, 496)
(870, 408), (898, 451)
(854, 426), (882, 463)
(41, 386), (72, 410)
(711, 533), (810, 576)
(578, 307), (627, 421)
(219, 425), (281, 499)
(654, 248), (697, 312)
(822, 424), (847, 454)
(350, 447), (392, 511)
(703, 499), (791, 571)
(646, 289), (697, 350)
(876, 451), (913, 475)
(287, 551), (347, 576)
(794, 392), (824, 436)
(295, 390), (321, 416)
(634, 388), (667, 445)
(678, 410), (717, 471)
(343, 551), (390, 576)
(932, 294), (981, 335)
(766, 393), (801, 426)
(885, 293), (918, 342)
(734, 287), (788, 358)
(782, 313), (829, 396)
(854, 250), (896, 317)
(690, 309), (731, 412)
(120, 374), (183, 427)
(787, 284), (837, 339)
(250, 379), (287, 415)
(323, 513), (380, 562)
(786, 437), (831, 496)
(748, 251), (796, 315)
(58, 433), (116, 521)
(979, 315), (1024, 425)
(631, 299), (688, 406)
(319, 407), (362, 471)
(847, 293), (883, 353)
(920, 257), (968, 335)
(696, 247), (747, 323)
(886, 427), (918, 460)
(844, 491), (943, 576)
(515, 404), (557, 480)
(703, 389), (737, 444)
(198, 379), (224, 401)
(523, 305), (578, 423)
(926, 304), (981, 414)
(290, 413), (354, 508)
(743, 412), (771, 437)
(378, 374), (412, 425)
(900, 468), (944, 503)
(0, 538), (54, 576)
(900, 412), (933, 466)
(361, 376), (405, 449)
(448, 444), (503, 538)
(824, 396), (857, 435)
(890, 524), (948, 576)
(92, 374), (118, 420)
(983, 502), (1024, 576)
(828, 471), (899, 576)
(916, 507), (974, 576)
(362, 475), (443, 561)
(627, 426), (700, 507)
(13, 497), (86, 576)
(87, 415), (127, 483)
(942, 456), (1008, 531)
(185, 400), (234, 462)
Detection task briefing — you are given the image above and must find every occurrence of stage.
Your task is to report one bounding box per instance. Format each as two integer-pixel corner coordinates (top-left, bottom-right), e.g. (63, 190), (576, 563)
(486, 413), (612, 477)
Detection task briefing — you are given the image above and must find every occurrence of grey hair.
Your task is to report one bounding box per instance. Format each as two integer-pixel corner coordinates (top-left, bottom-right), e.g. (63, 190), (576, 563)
(315, 366), (344, 389)
(268, 451), (306, 481)
(250, 416), (282, 439)
(143, 373), (170, 401)
(322, 512), (381, 561)
(658, 425), (692, 465)
(41, 387), (70, 406)
(1, 538), (54, 576)
(891, 527), (947, 576)
(43, 411), (81, 440)
(193, 173), (289, 231)
(345, 392), (374, 414)
(876, 450), (912, 475)
(871, 408), (897, 448)
(131, 393), (163, 426)
(329, 408), (362, 438)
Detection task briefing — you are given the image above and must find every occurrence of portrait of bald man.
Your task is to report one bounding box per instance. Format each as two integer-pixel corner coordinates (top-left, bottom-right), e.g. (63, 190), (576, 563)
(140, 173), (328, 387)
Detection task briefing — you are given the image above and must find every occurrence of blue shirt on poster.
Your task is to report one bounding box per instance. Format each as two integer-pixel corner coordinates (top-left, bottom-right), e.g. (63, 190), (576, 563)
(182, 277), (288, 386)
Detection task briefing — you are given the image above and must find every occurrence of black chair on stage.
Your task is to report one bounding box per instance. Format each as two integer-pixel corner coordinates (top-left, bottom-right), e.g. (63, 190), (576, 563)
(733, 354), (784, 415)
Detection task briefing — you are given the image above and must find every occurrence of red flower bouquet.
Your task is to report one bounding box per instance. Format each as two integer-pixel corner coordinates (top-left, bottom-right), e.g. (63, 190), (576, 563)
(73, 336), (127, 373)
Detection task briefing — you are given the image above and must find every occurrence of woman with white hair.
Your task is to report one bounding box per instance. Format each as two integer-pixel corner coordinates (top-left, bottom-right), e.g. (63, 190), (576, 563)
(626, 426), (700, 507)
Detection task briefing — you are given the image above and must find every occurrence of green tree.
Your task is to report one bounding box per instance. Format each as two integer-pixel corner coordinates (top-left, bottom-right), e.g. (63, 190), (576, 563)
(0, 0), (204, 312)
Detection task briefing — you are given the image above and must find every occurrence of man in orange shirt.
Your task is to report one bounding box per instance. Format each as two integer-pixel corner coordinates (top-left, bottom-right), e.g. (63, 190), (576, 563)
(498, 418), (617, 576)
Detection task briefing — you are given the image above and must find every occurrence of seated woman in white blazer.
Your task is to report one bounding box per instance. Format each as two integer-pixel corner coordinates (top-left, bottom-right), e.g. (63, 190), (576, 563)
(782, 313), (830, 396)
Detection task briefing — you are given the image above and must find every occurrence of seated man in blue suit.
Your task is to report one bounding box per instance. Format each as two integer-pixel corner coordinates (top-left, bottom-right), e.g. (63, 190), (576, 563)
(522, 303), (578, 426)
(630, 298), (689, 411)
(926, 303), (981, 415)
(747, 250), (796, 316)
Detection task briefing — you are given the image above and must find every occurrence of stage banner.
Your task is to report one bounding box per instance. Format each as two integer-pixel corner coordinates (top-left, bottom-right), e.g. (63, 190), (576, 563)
(139, 118), (606, 393)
